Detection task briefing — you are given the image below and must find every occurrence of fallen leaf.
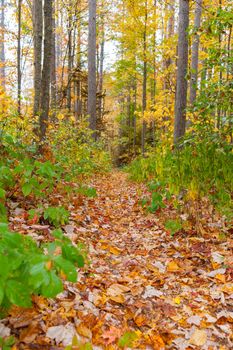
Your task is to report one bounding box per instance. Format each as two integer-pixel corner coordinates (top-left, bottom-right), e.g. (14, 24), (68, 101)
(76, 323), (92, 339)
(189, 329), (207, 346)
(106, 284), (130, 303)
(143, 286), (163, 298)
(167, 261), (179, 272)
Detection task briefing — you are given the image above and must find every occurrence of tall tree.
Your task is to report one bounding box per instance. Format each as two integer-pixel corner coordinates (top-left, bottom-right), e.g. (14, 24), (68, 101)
(174, 0), (189, 144)
(98, 0), (105, 121)
(17, 0), (22, 117)
(190, 0), (202, 106)
(32, 0), (42, 117)
(0, 0), (5, 89)
(39, 0), (53, 142)
(88, 0), (97, 138)
(51, 1), (57, 114)
(141, 0), (148, 156)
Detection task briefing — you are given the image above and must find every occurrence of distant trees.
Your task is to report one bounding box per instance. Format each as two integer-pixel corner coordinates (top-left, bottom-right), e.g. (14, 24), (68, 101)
(0, 0), (231, 154)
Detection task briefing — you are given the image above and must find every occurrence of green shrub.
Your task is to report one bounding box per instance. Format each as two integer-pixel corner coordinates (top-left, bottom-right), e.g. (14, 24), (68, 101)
(127, 134), (233, 218)
(44, 207), (70, 227)
(0, 224), (84, 311)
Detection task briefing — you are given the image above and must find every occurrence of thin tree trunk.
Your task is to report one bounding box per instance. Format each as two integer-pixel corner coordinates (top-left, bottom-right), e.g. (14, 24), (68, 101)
(141, 0), (148, 156)
(217, 0), (222, 129)
(17, 0), (22, 117)
(88, 0), (97, 138)
(190, 0), (202, 106)
(33, 0), (42, 117)
(51, 2), (57, 115)
(39, 0), (53, 143)
(174, 0), (189, 144)
(75, 3), (82, 119)
(67, 4), (72, 112)
(0, 0), (5, 89)
(98, 6), (105, 121)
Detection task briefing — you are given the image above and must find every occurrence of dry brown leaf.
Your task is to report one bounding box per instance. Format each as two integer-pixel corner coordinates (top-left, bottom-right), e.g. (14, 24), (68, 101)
(76, 323), (92, 339)
(189, 329), (207, 346)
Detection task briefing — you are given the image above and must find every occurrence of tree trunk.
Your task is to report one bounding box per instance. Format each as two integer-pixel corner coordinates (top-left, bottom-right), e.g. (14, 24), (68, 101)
(190, 0), (202, 106)
(174, 0), (189, 144)
(98, 12), (104, 122)
(17, 0), (22, 117)
(88, 0), (97, 138)
(39, 0), (53, 142)
(0, 0), (5, 89)
(75, 4), (82, 119)
(33, 0), (42, 117)
(51, 1), (57, 115)
(141, 0), (148, 156)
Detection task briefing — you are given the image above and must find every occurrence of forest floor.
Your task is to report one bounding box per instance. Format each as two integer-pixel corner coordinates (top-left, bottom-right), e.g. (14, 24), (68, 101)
(2, 171), (233, 349)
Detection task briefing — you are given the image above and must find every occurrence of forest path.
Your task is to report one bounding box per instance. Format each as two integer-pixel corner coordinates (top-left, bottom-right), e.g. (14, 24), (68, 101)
(8, 170), (233, 349)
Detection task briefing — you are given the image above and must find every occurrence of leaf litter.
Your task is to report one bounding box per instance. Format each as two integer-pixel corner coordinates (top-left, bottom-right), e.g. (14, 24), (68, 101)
(2, 171), (233, 349)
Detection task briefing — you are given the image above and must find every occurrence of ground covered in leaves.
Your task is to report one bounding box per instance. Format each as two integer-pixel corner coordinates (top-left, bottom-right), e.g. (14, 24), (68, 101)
(1, 171), (233, 349)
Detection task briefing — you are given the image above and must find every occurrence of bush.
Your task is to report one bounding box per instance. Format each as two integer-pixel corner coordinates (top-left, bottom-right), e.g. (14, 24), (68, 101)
(127, 133), (233, 218)
(0, 223), (85, 311)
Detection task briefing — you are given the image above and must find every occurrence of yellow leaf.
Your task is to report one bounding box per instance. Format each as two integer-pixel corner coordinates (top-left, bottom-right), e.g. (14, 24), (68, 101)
(109, 246), (122, 255)
(173, 296), (181, 305)
(76, 323), (92, 339)
(189, 329), (207, 346)
(215, 274), (226, 283)
(167, 261), (179, 272)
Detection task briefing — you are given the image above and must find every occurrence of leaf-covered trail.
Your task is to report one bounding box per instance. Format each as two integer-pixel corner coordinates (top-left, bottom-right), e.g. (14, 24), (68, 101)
(6, 171), (233, 349)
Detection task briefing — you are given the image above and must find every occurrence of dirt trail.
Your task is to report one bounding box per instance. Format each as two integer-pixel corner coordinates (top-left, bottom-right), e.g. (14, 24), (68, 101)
(7, 171), (233, 349)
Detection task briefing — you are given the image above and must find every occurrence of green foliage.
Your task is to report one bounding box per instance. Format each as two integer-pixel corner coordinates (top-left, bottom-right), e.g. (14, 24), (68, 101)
(0, 336), (15, 350)
(128, 134), (233, 218)
(141, 181), (170, 213)
(165, 219), (183, 236)
(44, 207), (70, 227)
(49, 119), (111, 177)
(75, 185), (97, 198)
(0, 224), (85, 310)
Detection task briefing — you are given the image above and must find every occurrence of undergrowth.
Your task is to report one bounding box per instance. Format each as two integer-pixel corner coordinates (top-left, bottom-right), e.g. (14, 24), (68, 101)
(127, 133), (233, 220)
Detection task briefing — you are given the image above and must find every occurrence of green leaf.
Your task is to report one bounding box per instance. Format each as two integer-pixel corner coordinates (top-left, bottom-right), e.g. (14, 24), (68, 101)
(22, 182), (33, 196)
(62, 244), (85, 267)
(41, 270), (63, 298)
(6, 280), (32, 307)
(54, 256), (77, 282)
(30, 261), (50, 289)
(0, 284), (4, 304)
(0, 188), (6, 199)
(165, 219), (182, 236)
(52, 229), (64, 240)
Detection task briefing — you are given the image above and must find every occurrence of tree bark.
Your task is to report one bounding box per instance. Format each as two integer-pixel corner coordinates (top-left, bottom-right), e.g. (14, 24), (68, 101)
(51, 1), (57, 115)
(174, 0), (189, 144)
(141, 0), (148, 156)
(190, 0), (202, 106)
(0, 0), (5, 89)
(88, 0), (97, 138)
(98, 5), (105, 122)
(17, 0), (22, 117)
(39, 0), (53, 142)
(33, 0), (42, 117)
